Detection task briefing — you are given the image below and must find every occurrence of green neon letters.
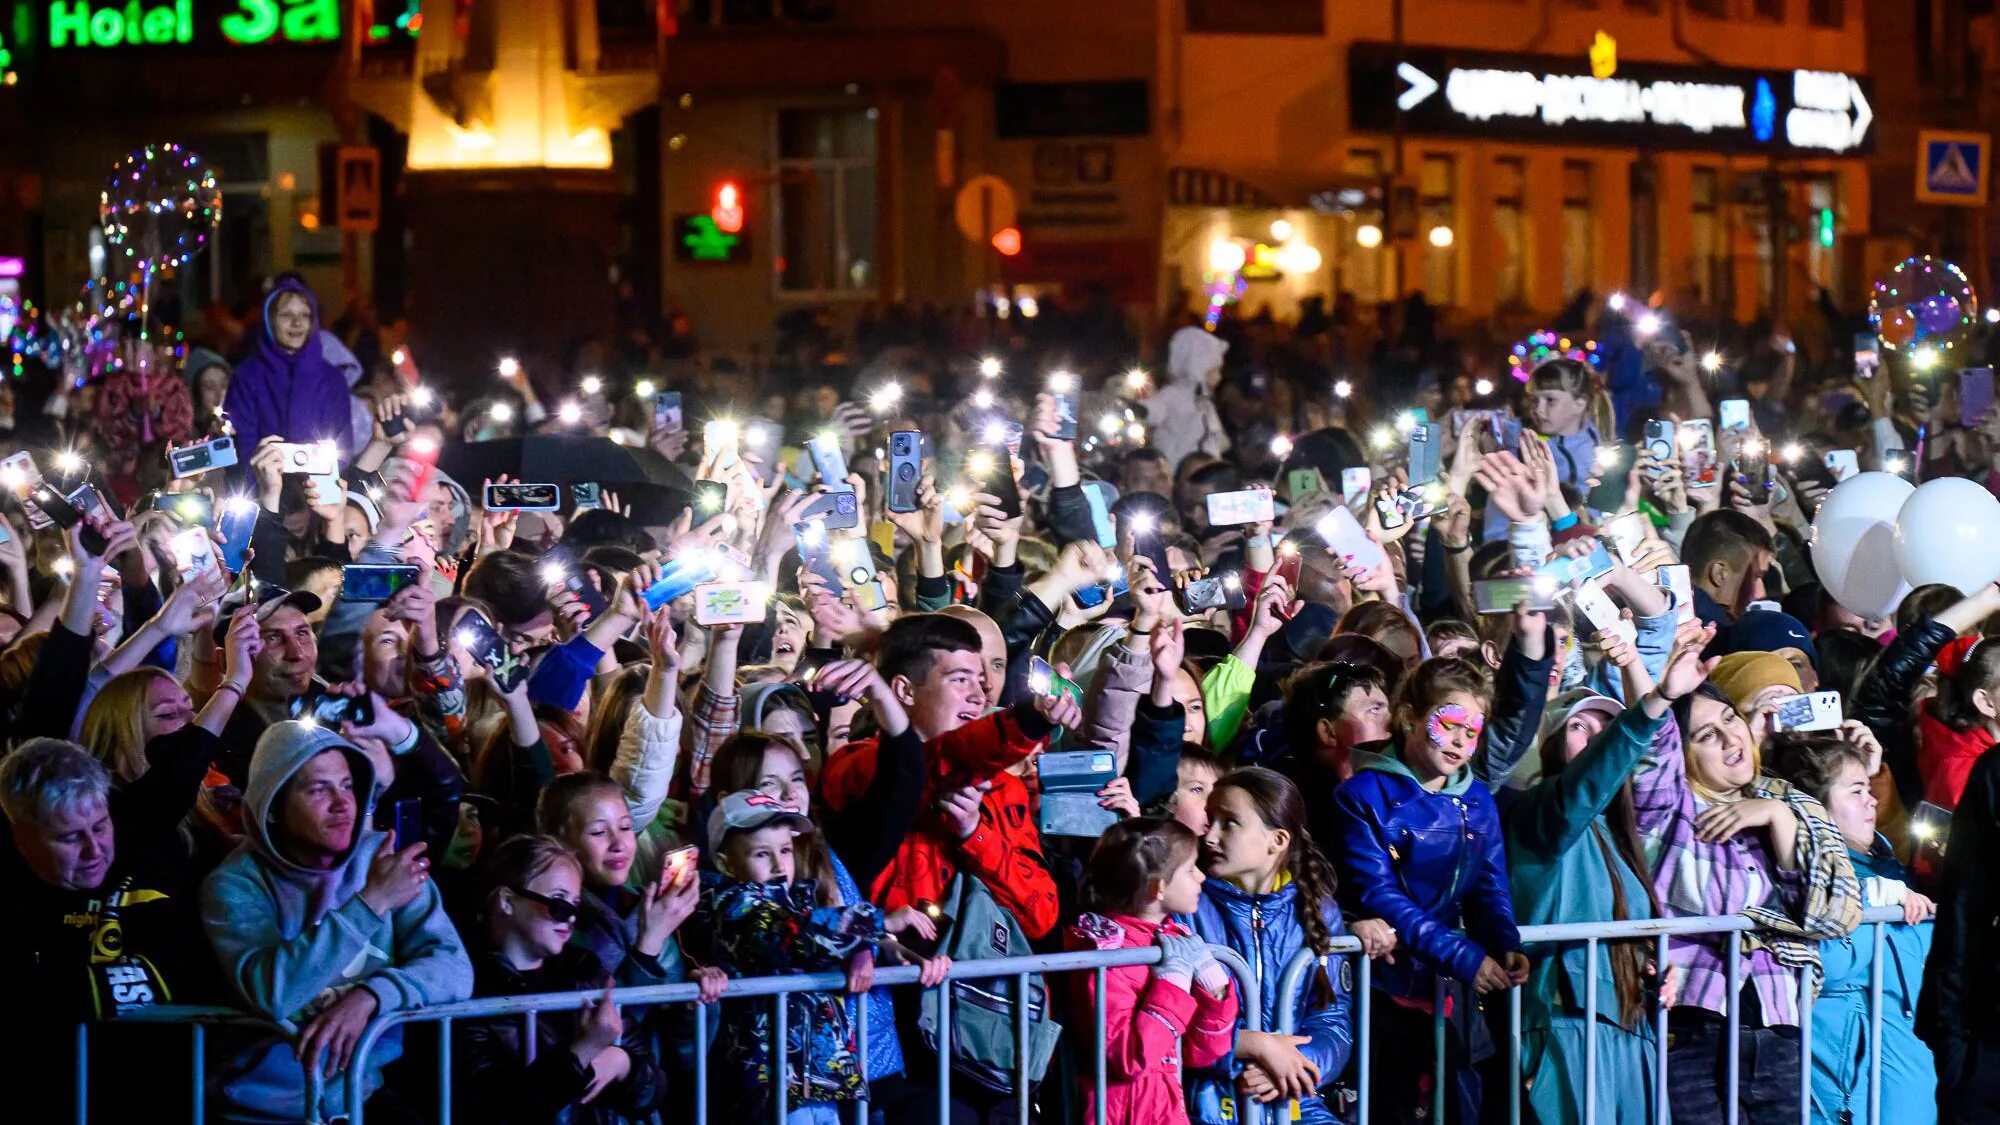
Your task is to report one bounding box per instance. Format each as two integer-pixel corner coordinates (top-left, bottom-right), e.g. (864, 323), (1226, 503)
(44, 0), (339, 48)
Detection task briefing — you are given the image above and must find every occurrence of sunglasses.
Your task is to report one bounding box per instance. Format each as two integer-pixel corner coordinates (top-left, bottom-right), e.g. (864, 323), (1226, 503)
(509, 885), (579, 924)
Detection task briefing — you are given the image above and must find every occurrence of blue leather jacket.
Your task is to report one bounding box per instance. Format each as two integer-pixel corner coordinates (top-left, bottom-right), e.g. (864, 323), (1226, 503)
(1330, 747), (1522, 998)
(1183, 878), (1355, 1124)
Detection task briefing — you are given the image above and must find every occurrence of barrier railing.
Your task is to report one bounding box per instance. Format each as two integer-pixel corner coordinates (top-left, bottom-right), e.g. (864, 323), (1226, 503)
(91, 907), (1918, 1125)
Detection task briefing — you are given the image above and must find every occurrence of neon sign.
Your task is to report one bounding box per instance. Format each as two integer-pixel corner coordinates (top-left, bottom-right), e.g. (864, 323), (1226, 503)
(39, 0), (338, 49)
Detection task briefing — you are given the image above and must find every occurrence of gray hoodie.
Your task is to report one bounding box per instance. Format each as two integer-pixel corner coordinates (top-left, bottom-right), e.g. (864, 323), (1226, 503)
(200, 721), (472, 1123)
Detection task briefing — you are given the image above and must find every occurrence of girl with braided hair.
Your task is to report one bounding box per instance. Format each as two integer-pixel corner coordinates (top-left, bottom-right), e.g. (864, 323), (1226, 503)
(1184, 766), (1355, 1125)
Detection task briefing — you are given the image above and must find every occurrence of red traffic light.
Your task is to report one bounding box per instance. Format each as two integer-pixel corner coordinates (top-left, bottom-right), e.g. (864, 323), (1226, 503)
(991, 226), (1021, 256)
(712, 181), (744, 234)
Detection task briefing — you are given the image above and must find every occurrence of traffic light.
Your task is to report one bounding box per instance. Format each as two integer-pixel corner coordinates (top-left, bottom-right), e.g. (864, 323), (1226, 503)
(1817, 207), (1835, 248)
(712, 180), (744, 235)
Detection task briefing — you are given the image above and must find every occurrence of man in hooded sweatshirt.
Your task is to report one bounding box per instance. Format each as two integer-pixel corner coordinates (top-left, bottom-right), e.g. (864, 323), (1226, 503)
(201, 720), (472, 1124)
(1148, 325), (1232, 471)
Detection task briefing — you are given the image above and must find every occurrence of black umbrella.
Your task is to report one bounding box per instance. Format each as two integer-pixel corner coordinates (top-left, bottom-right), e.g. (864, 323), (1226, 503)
(437, 435), (692, 492)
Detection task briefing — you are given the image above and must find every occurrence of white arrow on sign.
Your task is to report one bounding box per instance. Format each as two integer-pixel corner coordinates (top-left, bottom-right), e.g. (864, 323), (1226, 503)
(1847, 77), (1872, 149)
(1397, 62), (1439, 112)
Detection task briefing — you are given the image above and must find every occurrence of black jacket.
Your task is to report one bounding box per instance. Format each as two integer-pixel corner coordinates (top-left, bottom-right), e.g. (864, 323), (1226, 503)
(1856, 617), (1955, 808)
(455, 943), (667, 1124)
(1919, 739), (2000, 1122)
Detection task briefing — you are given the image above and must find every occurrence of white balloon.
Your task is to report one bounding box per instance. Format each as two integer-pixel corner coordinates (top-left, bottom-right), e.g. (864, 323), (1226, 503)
(1893, 476), (2000, 591)
(1809, 471), (1914, 620)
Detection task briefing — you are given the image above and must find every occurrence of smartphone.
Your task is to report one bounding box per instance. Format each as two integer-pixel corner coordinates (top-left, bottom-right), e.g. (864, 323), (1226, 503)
(155, 491), (214, 528)
(1719, 399), (1752, 432)
(832, 538), (890, 612)
(1680, 419), (1719, 488)
(1205, 488), (1276, 528)
(1603, 511), (1650, 566)
(1027, 654), (1081, 702)
(1315, 506), (1387, 570)
(571, 482), (602, 511)
(654, 391), (683, 432)
(800, 489), (860, 530)
(1406, 422), (1442, 486)
(169, 434), (237, 478)
(1071, 562), (1129, 610)
(1824, 449), (1859, 482)
(704, 420), (740, 469)
(1491, 414), (1524, 456)
(391, 798), (424, 850)
(341, 563), (421, 603)
(0, 450), (37, 496)
(1176, 572), (1244, 615)
(794, 520), (846, 590)
(692, 479), (729, 517)
(1586, 443), (1637, 513)
(1854, 332), (1880, 380)
(1340, 467), (1373, 502)
(664, 844), (700, 883)
(452, 609), (528, 692)
(1082, 481), (1117, 549)
(1643, 419), (1677, 467)
(1657, 563), (1696, 623)
(1539, 540), (1616, 587)
(484, 482), (563, 512)
(742, 418), (784, 459)
(692, 579), (769, 626)
(887, 430), (924, 513)
(1770, 690), (1844, 733)
(1567, 577), (1625, 636)
(290, 689), (373, 728)
(808, 433), (852, 492)
(1049, 387), (1079, 441)
(216, 498), (258, 573)
(171, 528), (218, 579)
(537, 544), (609, 622)
(272, 441), (338, 477)
(29, 482), (81, 530)
(1287, 468), (1326, 504)
(641, 551), (719, 611)
(1731, 441), (1773, 496)
(978, 443), (1022, 520)
(1473, 576), (1559, 615)
(1962, 368), (1996, 425)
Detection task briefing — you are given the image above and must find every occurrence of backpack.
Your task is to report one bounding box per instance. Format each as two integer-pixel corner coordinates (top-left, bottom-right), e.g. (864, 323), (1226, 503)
(916, 872), (1064, 1093)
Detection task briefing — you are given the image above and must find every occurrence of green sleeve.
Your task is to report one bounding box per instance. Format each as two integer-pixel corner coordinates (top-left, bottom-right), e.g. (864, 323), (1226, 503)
(1201, 655), (1256, 753)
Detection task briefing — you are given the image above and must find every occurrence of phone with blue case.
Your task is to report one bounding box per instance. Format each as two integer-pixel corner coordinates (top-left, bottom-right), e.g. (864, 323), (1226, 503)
(1538, 540), (1616, 587)
(1082, 481), (1117, 548)
(808, 434), (852, 492)
(641, 552), (718, 610)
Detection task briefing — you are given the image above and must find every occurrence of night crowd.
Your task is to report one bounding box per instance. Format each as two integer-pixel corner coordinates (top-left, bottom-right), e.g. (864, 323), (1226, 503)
(5, 274), (1997, 1125)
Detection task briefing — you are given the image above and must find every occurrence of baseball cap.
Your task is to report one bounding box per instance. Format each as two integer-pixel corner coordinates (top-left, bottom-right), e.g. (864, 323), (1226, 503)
(706, 790), (812, 854)
(1535, 690), (1624, 756)
(212, 584), (323, 644)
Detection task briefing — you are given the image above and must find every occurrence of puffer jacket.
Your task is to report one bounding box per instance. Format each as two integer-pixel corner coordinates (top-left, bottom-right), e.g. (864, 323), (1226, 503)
(1066, 911), (1237, 1125)
(1856, 617), (1955, 808)
(1919, 743), (2000, 1118)
(1329, 746), (1522, 998)
(1184, 877), (1354, 1125)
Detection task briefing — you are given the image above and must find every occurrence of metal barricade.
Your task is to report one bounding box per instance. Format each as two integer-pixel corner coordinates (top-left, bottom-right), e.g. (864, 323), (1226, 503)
(83, 909), (1923, 1125)
(1272, 905), (1915, 1125)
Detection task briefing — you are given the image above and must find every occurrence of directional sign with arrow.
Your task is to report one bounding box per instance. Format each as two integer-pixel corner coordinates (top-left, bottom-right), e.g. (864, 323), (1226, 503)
(1351, 42), (1874, 157)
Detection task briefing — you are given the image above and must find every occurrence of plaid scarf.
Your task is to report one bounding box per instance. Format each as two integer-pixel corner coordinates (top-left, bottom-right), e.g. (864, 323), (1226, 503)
(1740, 775), (1864, 995)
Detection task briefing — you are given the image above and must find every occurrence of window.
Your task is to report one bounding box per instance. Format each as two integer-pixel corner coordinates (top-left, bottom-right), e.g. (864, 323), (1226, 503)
(1419, 154), (1456, 305)
(774, 108), (877, 297)
(1752, 0), (1783, 20)
(1809, 0), (1843, 26)
(1687, 0), (1725, 15)
(1630, 160), (1659, 297)
(1560, 160), (1594, 302)
(1624, 0), (1662, 11)
(1340, 148), (1391, 302)
(1493, 157), (1527, 308)
(1690, 167), (1722, 308)
(1185, 0), (1323, 34)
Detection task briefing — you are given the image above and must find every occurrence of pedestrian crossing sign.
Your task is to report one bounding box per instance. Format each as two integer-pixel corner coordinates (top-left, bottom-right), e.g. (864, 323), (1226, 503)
(1917, 130), (1990, 206)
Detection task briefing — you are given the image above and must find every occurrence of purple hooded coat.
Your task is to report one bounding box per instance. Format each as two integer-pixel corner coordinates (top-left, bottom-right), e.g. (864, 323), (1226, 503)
(223, 280), (356, 457)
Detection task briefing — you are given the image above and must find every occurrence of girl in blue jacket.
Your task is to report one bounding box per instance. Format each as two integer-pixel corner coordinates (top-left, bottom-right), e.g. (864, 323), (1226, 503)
(1185, 767), (1355, 1124)
(1330, 656), (1526, 1124)
(1766, 730), (1937, 1125)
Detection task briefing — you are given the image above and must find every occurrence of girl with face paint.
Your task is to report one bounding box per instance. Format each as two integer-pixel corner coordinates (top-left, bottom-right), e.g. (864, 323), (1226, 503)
(1327, 656), (1524, 1125)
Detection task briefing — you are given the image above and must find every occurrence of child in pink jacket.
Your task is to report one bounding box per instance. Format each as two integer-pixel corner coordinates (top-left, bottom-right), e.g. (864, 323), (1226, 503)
(1067, 815), (1239, 1125)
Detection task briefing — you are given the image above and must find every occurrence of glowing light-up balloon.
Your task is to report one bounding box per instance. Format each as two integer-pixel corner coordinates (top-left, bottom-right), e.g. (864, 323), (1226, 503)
(99, 141), (221, 274)
(1869, 255), (1978, 362)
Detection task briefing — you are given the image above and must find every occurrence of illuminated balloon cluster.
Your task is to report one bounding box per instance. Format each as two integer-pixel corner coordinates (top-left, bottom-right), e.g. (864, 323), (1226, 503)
(99, 141), (221, 274)
(1869, 255), (1978, 365)
(1506, 330), (1601, 381)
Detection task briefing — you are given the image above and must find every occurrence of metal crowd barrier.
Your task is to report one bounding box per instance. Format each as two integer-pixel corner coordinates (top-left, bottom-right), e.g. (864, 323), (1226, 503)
(89, 908), (1917, 1125)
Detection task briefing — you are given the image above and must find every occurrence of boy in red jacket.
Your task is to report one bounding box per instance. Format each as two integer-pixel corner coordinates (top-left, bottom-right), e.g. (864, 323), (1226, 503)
(817, 614), (1077, 940)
